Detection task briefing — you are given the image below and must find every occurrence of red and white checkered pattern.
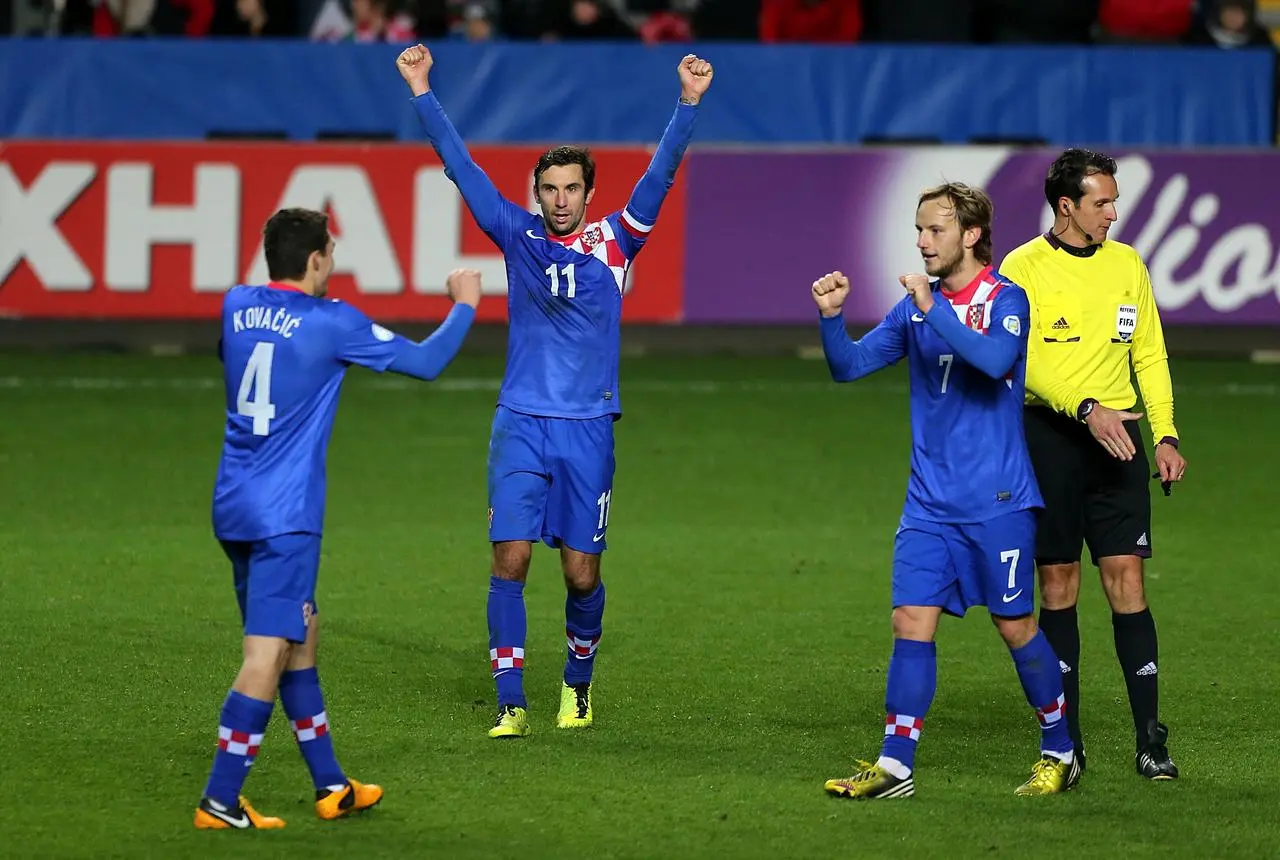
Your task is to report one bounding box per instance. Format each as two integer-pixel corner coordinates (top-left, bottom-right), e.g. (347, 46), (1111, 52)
(884, 714), (924, 741)
(490, 646), (525, 672)
(217, 726), (264, 757)
(566, 631), (601, 659)
(289, 710), (330, 743)
(947, 277), (1003, 333)
(558, 218), (630, 294)
(1036, 694), (1067, 728)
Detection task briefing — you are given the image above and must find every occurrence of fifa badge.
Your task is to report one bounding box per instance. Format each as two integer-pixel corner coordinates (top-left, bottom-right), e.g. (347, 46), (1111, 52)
(1116, 304), (1137, 342)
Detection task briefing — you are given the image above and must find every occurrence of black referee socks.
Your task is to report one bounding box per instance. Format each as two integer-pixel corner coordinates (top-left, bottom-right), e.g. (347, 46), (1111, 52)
(1113, 608), (1160, 749)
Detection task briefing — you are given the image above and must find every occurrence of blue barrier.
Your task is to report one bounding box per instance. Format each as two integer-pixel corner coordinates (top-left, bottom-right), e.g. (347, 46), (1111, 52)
(0, 39), (1273, 146)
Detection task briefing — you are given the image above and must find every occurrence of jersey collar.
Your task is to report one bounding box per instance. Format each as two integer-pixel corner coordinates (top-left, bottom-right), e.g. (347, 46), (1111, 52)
(939, 264), (993, 304)
(266, 281), (309, 294)
(1043, 230), (1099, 258)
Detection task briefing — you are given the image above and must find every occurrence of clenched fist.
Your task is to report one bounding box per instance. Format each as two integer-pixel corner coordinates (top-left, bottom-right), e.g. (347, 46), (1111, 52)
(812, 271), (850, 318)
(899, 273), (934, 314)
(678, 55), (713, 104)
(396, 43), (433, 97)
(446, 268), (482, 309)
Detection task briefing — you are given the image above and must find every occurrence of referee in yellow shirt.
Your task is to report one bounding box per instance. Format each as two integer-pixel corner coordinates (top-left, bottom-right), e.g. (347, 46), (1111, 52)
(999, 149), (1187, 782)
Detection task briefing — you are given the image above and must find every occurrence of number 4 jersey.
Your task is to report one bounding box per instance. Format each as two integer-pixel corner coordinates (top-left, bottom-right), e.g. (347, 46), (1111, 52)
(213, 282), (414, 541)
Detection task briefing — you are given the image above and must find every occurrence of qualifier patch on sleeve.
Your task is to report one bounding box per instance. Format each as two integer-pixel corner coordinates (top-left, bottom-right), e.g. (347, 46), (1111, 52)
(1002, 315), (1021, 336)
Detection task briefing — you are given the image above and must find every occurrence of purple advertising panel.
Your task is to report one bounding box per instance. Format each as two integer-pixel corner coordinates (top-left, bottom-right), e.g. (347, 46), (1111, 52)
(683, 149), (1280, 325)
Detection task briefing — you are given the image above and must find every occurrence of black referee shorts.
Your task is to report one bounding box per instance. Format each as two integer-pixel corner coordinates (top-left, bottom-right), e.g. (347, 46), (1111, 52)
(1024, 406), (1153, 567)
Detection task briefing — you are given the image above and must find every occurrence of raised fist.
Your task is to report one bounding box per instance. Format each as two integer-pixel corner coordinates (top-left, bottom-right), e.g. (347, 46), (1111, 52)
(396, 44), (433, 97)
(446, 268), (482, 309)
(678, 55), (713, 104)
(812, 271), (850, 318)
(898, 273), (934, 313)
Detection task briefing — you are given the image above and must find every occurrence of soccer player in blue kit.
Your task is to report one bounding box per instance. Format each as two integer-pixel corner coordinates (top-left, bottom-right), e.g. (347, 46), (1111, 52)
(396, 44), (713, 739)
(814, 184), (1080, 799)
(194, 208), (481, 829)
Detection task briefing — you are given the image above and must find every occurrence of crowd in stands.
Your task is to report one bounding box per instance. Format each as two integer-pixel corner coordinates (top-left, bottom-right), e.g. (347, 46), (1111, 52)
(7, 0), (1278, 50)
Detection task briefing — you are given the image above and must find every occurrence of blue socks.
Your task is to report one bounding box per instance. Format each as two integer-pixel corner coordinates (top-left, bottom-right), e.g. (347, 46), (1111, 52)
(488, 575), (528, 708)
(202, 690), (273, 807)
(564, 582), (605, 686)
(880, 638), (937, 773)
(1010, 630), (1074, 759)
(278, 667), (346, 791)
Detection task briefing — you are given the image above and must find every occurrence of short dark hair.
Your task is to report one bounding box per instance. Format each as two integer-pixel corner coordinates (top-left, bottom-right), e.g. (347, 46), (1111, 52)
(918, 182), (994, 265)
(533, 146), (596, 192)
(263, 208), (329, 281)
(1044, 148), (1118, 212)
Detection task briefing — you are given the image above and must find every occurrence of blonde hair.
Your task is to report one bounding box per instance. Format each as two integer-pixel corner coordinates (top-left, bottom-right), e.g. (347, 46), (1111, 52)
(917, 182), (994, 265)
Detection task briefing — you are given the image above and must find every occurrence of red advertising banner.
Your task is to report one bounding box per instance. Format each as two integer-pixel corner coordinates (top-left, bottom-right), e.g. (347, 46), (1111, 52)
(0, 142), (686, 322)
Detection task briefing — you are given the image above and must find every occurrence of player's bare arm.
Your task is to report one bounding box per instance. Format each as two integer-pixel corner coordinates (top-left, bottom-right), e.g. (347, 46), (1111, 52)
(677, 54), (713, 104)
(396, 43), (432, 97)
(812, 271), (850, 318)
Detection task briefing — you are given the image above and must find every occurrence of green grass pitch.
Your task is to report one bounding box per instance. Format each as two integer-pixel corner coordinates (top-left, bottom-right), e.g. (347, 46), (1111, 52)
(1, 352), (1276, 859)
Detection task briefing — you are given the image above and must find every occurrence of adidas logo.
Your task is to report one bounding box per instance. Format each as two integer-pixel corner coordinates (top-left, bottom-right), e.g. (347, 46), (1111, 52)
(1051, 316), (1070, 329)
(1059, 660), (1072, 674)
(1136, 661), (1158, 676)
(1137, 533), (1149, 547)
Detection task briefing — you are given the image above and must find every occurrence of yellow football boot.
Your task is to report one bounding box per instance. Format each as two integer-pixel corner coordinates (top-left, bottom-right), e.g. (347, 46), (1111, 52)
(557, 683), (593, 729)
(489, 704), (531, 738)
(1015, 754), (1082, 796)
(824, 760), (914, 799)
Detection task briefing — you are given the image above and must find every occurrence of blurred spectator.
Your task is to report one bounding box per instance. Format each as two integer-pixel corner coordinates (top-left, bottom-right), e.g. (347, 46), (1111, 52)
(759, 0), (861, 43)
(1096, 0), (1193, 41)
(309, 0), (352, 38)
(90, 0), (158, 34)
(209, 0), (296, 36)
(539, 0), (636, 39)
(348, 0), (416, 40)
(152, 0), (216, 33)
(1186, 0), (1275, 47)
(453, 1), (497, 39)
(637, 9), (692, 43)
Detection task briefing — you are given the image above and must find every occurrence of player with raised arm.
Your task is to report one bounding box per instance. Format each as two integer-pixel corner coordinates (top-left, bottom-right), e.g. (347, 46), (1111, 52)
(396, 44), (711, 739)
(194, 208), (480, 830)
(816, 184), (1079, 799)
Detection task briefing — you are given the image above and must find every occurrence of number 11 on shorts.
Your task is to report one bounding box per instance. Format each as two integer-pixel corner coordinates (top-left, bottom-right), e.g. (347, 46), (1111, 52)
(594, 489), (612, 541)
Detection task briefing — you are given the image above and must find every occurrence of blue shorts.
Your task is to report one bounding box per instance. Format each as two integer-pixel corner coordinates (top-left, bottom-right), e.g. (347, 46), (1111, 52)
(487, 406), (616, 554)
(891, 510), (1037, 618)
(219, 532), (320, 643)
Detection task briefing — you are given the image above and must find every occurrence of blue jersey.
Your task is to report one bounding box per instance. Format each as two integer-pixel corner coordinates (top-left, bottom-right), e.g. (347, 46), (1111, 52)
(412, 90), (697, 419)
(212, 283), (474, 541)
(820, 266), (1043, 523)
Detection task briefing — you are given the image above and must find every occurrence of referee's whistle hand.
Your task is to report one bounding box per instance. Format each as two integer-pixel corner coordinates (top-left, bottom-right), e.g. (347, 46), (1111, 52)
(1084, 405), (1143, 461)
(1155, 444), (1187, 484)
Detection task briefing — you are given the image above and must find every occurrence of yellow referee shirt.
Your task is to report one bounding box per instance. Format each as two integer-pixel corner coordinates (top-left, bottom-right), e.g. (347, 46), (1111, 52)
(998, 233), (1178, 443)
